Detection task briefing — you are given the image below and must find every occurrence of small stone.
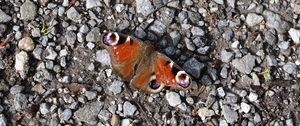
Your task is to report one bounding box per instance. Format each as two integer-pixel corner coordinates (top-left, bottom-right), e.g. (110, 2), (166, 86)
(115, 4), (125, 12)
(240, 102), (251, 113)
(61, 108), (72, 121)
(183, 58), (205, 78)
(49, 117), (59, 126)
(79, 25), (89, 34)
(15, 51), (29, 79)
(157, 7), (175, 26)
(222, 105), (238, 124)
(67, 7), (81, 23)
(291, 0), (300, 14)
(0, 114), (7, 126)
(197, 46), (210, 54)
(149, 20), (166, 36)
(219, 120), (228, 126)
(248, 92), (258, 102)
(253, 113), (261, 123)
(262, 10), (291, 33)
(220, 50), (233, 63)
(286, 119), (294, 126)
(95, 49), (111, 66)
(169, 31), (181, 45)
(98, 110), (111, 121)
(86, 0), (102, 9)
(264, 31), (277, 45)
(164, 47), (175, 56)
(184, 38), (196, 51)
(184, 0), (193, 6)
(232, 54), (256, 74)
(0, 9), (12, 23)
(108, 80), (123, 95)
(283, 62), (297, 74)
(62, 0), (69, 6)
(74, 101), (103, 125)
(121, 119), (131, 126)
(266, 55), (277, 66)
(31, 28), (41, 37)
(220, 65), (229, 78)
(165, 91), (182, 107)
(245, 13), (264, 27)
(136, 0), (154, 16)
(66, 31), (76, 48)
(191, 26), (205, 36)
(59, 49), (68, 57)
(14, 93), (28, 110)
(217, 87), (226, 97)
(288, 28), (300, 43)
(86, 42), (95, 49)
(18, 37), (35, 51)
(123, 101), (137, 116)
(45, 46), (58, 60)
(85, 91), (97, 100)
(186, 97), (194, 105)
(86, 27), (100, 42)
(197, 107), (215, 121)
(40, 103), (50, 115)
(213, 0), (224, 4)
(10, 85), (24, 95)
(20, 1), (37, 20)
(58, 7), (65, 16)
(278, 41), (290, 49)
(223, 29), (233, 41)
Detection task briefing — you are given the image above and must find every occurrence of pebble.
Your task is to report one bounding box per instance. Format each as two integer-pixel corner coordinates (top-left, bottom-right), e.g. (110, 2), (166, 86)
(251, 73), (260, 86)
(31, 28), (41, 37)
(86, 27), (100, 42)
(223, 29), (233, 41)
(10, 85), (24, 95)
(79, 25), (89, 34)
(191, 26), (205, 36)
(220, 50), (234, 63)
(219, 120), (228, 126)
(66, 7), (81, 23)
(232, 54), (256, 74)
(74, 101), (103, 125)
(86, 42), (95, 49)
(13, 93), (28, 110)
(0, 9), (12, 23)
(288, 28), (300, 43)
(108, 80), (124, 95)
(0, 114), (7, 126)
(264, 31), (277, 45)
(165, 91), (182, 107)
(213, 0), (224, 4)
(217, 87), (226, 97)
(157, 7), (175, 26)
(86, 0), (102, 9)
(278, 41), (290, 49)
(197, 46), (210, 54)
(121, 119), (131, 126)
(149, 20), (166, 36)
(40, 103), (50, 115)
(183, 58), (205, 78)
(220, 64), (229, 78)
(184, 38), (196, 51)
(49, 117), (59, 126)
(98, 110), (111, 121)
(136, 0), (154, 16)
(62, 0), (69, 6)
(61, 108), (72, 121)
(95, 49), (111, 66)
(15, 51), (29, 79)
(248, 92), (258, 102)
(245, 13), (264, 27)
(262, 10), (291, 33)
(20, 0), (37, 20)
(84, 91), (97, 100)
(45, 46), (58, 60)
(123, 101), (137, 116)
(240, 102), (251, 113)
(283, 62), (297, 74)
(222, 105), (238, 124)
(253, 113), (261, 123)
(18, 37), (34, 52)
(197, 107), (215, 121)
(266, 55), (277, 66)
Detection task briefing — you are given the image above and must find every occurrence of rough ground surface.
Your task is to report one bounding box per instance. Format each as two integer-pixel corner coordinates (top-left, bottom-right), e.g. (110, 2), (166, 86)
(0, 0), (300, 126)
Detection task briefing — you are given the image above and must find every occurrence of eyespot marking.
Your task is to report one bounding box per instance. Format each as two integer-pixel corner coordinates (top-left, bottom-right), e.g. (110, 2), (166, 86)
(175, 71), (191, 88)
(103, 32), (119, 46)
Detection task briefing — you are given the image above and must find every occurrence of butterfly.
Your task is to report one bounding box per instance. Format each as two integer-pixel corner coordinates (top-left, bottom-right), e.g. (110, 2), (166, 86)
(99, 32), (192, 93)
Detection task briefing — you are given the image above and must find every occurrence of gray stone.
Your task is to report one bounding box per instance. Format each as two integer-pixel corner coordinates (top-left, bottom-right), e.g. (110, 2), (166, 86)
(41, 36), (49, 46)
(283, 62), (297, 74)
(213, 0), (224, 4)
(58, 7), (65, 16)
(66, 31), (76, 48)
(184, 0), (193, 6)
(220, 50), (234, 63)
(197, 107), (215, 121)
(197, 46), (210, 55)
(188, 11), (202, 25)
(86, 0), (102, 9)
(193, 37), (207, 47)
(85, 91), (97, 100)
(74, 101), (103, 125)
(201, 75), (212, 85)
(266, 55), (277, 66)
(15, 51), (29, 79)
(164, 47), (175, 56)
(33, 69), (54, 82)
(278, 41), (290, 49)
(61, 108), (72, 121)
(219, 120), (228, 126)
(18, 37), (35, 51)
(248, 92), (258, 102)
(33, 46), (43, 60)
(288, 28), (300, 43)
(14, 93), (28, 110)
(20, 1), (37, 20)
(86, 42), (95, 49)
(46, 60), (54, 70)
(165, 91), (181, 107)
(123, 101), (137, 116)
(60, 57), (67, 67)
(262, 10), (291, 33)
(45, 46), (58, 60)
(79, 25), (89, 34)
(134, 27), (147, 39)
(253, 113), (261, 123)
(40, 103), (50, 115)
(49, 117), (59, 126)
(98, 110), (111, 121)
(86, 27), (100, 42)
(0, 114), (7, 126)
(246, 13), (264, 27)
(95, 49), (111, 66)
(191, 26), (205, 36)
(183, 58), (205, 78)
(149, 20), (166, 36)
(232, 54), (256, 74)
(184, 38), (196, 51)
(31, 28), (41, 37)
(224, 29), (233, 41)
(240, 102), (251, 113)
(136, 0), (154, 16)
(10, 85), (24, 95)
(67, 7), (81, 23)
(108, 80), (123, 95)
(121, 119), (131, 126)
(117, 19), (130, 31)
(222, 105), (238, 124)
(0, 9), (12, 23)
(264, 31), (277, 45)
(178, 11), (188, 23)
(291, 0), (300, 14)
(220, 64), (229, 78)
(157, 7), (175, 26)
(169, 31), (181, 46)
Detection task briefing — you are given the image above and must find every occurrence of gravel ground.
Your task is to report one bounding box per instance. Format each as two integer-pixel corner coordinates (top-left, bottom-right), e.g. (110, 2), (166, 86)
(0, 0), (300, 126)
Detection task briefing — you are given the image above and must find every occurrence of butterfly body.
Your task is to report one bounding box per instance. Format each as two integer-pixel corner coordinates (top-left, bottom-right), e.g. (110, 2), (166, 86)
(100, 32), (192, 93)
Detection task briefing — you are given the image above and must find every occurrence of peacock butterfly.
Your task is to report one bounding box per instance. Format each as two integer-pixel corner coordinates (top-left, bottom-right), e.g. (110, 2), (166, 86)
(99, 32), (192, 93)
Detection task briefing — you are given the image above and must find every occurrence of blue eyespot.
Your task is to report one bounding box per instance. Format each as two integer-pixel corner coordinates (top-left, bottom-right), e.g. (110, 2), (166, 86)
(149, 80), (160, 89)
